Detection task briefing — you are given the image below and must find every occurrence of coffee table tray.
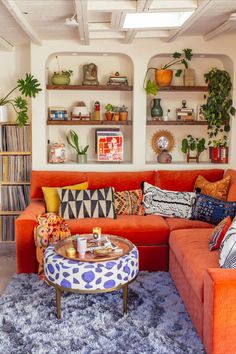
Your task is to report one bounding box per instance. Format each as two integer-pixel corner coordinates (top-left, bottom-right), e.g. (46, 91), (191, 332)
(54, 234), (134, 262)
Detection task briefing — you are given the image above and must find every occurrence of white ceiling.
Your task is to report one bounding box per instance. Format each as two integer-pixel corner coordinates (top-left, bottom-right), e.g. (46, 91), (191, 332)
(1, 0), (236, 50)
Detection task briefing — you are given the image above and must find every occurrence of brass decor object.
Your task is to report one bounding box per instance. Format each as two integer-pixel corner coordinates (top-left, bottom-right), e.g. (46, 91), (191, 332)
(151, 129), (175, 154)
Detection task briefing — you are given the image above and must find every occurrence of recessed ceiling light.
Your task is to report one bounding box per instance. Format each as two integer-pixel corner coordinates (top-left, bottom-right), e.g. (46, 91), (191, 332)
(123, 11), (194, 29)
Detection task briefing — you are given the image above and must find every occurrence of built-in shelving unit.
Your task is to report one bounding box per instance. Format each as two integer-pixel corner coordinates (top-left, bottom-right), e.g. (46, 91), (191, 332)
(47, 120), (132, 126)
(46, 84), (133, 91)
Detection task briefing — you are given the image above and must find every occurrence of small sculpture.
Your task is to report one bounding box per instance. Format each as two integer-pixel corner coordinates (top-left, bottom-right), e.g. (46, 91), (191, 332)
(82, 63), (99, 86)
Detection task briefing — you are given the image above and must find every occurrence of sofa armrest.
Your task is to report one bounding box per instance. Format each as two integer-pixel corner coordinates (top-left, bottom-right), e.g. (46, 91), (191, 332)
(204, 268), (236, 354)
(15, 200), (46, 273)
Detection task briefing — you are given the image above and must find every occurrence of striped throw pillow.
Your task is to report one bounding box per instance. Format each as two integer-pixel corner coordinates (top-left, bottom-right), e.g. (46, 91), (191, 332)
(209, 216), (232, 251)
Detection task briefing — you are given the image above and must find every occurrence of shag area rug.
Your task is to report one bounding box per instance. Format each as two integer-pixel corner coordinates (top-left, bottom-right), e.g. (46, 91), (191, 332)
(0, 272), (205, 354)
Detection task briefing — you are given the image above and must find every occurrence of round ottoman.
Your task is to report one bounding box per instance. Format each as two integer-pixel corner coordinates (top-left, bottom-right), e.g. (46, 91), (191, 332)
(44, 240), (139, 318)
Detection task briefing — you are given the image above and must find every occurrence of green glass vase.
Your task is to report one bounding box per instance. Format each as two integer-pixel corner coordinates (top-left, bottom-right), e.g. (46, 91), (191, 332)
(151, 98), (163, 119)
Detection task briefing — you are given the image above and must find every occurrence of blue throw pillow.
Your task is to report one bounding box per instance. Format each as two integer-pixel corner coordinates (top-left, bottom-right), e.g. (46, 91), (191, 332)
(191, 193), (236, 225)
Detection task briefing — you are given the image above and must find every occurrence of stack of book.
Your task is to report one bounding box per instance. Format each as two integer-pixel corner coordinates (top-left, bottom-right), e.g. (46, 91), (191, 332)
(48, 107), (68, 120)
(107, 76), (128, 86)
(176, 108), (194, 121)
(1, 125), (30, 151)
(0, 215), (18, 241)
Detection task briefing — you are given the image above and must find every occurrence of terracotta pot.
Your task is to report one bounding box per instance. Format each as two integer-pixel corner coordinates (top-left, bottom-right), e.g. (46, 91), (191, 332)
(105, 112), (113, 121)
(119, 111), (128, 121)
(113, 113), (120, 122)
(155, 69), (173, 87)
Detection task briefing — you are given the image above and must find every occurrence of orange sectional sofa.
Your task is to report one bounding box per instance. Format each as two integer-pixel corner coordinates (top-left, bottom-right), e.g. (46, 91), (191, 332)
(15, 168), (236, 354)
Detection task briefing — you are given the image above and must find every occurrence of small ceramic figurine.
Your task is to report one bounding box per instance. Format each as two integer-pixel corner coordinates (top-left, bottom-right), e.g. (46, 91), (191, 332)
(82, 63), (99, 85)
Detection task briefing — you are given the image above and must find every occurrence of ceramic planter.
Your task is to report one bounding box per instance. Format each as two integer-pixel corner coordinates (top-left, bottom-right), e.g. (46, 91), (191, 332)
(119, 111), (128, 121)
(51, 74), (70, 85)
(77, 154), (87, 164)
(105, 112), (113, 121)
(0, 105), (8, 122)
(209, 147), (228, 163)
(155, 69), (173, 87)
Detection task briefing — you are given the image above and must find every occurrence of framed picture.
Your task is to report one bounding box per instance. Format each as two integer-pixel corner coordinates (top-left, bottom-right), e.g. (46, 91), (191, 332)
(196, 105), (205, 121)
(96, 130), (123, 161)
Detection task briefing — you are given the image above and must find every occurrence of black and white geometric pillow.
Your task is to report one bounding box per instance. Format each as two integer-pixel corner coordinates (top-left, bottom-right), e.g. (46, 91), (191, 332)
(219, 218), (236, 268)
(58, 187), (116, 219)
(142, 182), (196, 219)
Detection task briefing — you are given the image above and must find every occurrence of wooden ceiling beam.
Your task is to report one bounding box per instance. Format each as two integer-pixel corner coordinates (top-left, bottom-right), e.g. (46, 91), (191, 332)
(164, 0), (214, 42)
(0, 36), (14, 51)
(1, 0), (41, 45)
(75, 0), (89, 45)
(204, 13), (236, 41)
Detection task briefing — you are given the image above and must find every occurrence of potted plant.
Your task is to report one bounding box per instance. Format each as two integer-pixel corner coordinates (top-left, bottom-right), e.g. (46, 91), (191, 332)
(144, 48), (193, 94)
(104, 103), (114, 121)
(181, 135), (206, 163)
(0, 73), (41, 126)
(209, 134), (228, 163)
(119, 105), (128, 121)
(113, 106), (120, 122)
(51, 70), (73, 85)
(67, 129), (89, 163)
(202, 67), (235, 163)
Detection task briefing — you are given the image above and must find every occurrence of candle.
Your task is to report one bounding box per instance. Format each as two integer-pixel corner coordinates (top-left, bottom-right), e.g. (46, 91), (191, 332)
(66, 247), (76, 257)
(93, 227), (102, 240)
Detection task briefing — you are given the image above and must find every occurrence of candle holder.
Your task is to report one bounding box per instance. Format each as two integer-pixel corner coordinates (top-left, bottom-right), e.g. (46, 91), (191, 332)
(93, 227), (101, 240)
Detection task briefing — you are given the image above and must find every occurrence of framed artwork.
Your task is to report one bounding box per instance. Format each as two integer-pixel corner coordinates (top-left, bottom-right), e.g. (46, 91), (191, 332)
(96, 130), (123, 161)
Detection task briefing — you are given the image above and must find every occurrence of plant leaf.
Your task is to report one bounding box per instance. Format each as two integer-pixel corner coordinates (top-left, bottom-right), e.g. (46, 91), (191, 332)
(17, 73), (42, 98)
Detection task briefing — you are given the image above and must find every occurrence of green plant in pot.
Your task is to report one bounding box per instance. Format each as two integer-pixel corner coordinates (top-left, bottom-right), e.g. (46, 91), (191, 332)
(51, 70), (73, 85)
(119, 105), (128, 121)
(0, 73), (41, 126)
(202, 67), (235, 163)
(144, 48), (193, 95)
(104, 103), (114, 121)
(181, 135), (206, 163)
(67, 129), (89, 163)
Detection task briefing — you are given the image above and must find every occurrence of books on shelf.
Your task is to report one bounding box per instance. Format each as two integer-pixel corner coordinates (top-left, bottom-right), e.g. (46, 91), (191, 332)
(0, 215), (18, 241)
(176, 108), (194, 121)
(1, 125), (30, 151)
(1, 155), (31, 182)
(1, 185), (30, 211)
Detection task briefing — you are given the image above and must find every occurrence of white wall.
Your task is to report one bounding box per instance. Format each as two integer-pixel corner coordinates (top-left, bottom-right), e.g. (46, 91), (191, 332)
(1, 36), (236, 171)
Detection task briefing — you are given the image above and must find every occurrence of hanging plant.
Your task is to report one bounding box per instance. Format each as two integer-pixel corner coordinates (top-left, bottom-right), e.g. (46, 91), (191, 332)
(202, 67), (236, 145)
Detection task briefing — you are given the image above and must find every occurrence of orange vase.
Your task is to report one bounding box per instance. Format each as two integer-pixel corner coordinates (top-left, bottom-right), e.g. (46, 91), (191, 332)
(155, 69), (173, 87)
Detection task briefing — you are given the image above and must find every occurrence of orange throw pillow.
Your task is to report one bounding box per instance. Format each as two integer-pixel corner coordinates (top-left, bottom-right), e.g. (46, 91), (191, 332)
(194, 175), (230, 201)
(114, 189), (145, 215)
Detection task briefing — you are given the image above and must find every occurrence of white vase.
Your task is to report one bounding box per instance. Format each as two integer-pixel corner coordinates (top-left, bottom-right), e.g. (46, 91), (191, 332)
(0, 105), (8, 122)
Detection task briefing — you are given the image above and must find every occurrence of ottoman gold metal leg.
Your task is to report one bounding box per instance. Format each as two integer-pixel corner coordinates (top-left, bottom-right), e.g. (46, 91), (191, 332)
(123, 284), (128, 314)
(56, 287), (61, 319)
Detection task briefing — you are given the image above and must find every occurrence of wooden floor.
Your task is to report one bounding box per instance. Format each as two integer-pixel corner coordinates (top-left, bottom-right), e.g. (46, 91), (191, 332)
(0, 242), (16, 295)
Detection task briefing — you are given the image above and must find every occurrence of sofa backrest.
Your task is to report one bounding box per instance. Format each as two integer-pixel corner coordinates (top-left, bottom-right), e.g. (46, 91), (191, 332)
(30, 170), (156, 199)
(224, 169), (236, 201)
(155, 169), (224, 191)
(30, 170), (87, 199)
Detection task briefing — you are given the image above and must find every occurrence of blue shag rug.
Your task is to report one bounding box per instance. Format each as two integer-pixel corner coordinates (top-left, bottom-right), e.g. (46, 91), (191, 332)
(0, 272), (205, 354)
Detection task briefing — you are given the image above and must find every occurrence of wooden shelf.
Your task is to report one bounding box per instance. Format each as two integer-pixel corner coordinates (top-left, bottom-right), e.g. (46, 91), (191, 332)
(47, 120), (132, 126)
(0, 181), (30, 186)
(0, 122), (30, 126)
(147, 120), (208, 125)
(46, 84), (133, 91)
(0, 151), (31, 156)
(0, 211), (21, 216)
(158, 86), (207, 92)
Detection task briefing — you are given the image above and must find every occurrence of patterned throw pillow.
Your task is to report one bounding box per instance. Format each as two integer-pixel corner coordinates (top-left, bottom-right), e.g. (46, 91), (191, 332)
(142, 182), (196, 219)
(114, 189), (144, 215)
(219, 217), (236, 268)
(58, 187), (116, 219)
(194, 175), (230, 201)
(191, 193), (236, 225)
(209, 216), (232, 251)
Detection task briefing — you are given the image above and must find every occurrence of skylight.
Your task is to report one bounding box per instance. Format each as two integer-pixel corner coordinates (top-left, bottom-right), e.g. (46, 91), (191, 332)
(123, 12), (194, 29)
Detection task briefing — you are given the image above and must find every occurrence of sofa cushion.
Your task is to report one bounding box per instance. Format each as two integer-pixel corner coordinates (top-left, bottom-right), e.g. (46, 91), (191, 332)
(142, 182), (196, 218)
(194, 175), (230, 201)
(169, 229), (219, 302)
(224, 169), (236, 201)
(86, 171), (155, 191)
(219, 217), (236, 267)
(114, 189), (145, 215)
(30, 170), (87, 199)
(42, 181), (88, 213)
(58, 187), (116, 219)
(191, 193), (236, 225)
(66, 214), (170, 246)
(165, 218), (213, 231)
(209, 216), (232, 251)
(155, 169), (224, 192)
